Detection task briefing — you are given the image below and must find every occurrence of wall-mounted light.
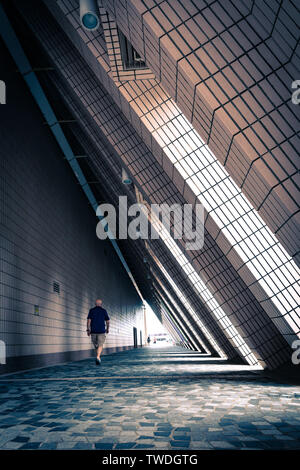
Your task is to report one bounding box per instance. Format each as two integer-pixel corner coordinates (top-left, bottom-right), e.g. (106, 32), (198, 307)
(80, 0), (100, 31)
(122, 167), (132, 185)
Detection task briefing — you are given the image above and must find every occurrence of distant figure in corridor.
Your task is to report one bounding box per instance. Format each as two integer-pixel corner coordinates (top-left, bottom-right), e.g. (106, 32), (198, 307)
(87, 299), (110, 365)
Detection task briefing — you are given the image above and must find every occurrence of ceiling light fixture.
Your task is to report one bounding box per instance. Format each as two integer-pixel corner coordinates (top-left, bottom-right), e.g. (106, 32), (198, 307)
(80, 0), (99, 31)
(122, 167), (132, 185)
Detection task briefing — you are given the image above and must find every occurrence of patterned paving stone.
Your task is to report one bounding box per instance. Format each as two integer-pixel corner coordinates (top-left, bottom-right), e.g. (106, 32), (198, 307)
(115, 442), (136, 449)
(134, 443), (155, 449)
(1, 441), (24, 450)
(0, 346), (299, 450)
(170, 440), (190, 448)
(19, 442), (41, 450)
(39, 443), (58, 449)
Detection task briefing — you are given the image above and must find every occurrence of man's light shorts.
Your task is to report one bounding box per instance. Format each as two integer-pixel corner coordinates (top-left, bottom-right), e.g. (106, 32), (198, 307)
(91, 333), (106, 348)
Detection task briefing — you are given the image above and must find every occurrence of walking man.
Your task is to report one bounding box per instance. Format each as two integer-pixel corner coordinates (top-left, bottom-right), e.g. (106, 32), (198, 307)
(87, 299), (110, 365)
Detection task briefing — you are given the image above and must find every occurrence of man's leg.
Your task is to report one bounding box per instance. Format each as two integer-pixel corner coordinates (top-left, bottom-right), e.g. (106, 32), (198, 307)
(91, 334), (100, 360)
(97, 335), (106, 360)
(96, 344), (103, 360)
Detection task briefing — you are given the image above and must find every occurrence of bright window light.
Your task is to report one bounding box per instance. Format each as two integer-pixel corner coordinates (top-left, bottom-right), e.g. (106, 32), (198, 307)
(148, 89), (300, 338)
(144, 208), (259, 366)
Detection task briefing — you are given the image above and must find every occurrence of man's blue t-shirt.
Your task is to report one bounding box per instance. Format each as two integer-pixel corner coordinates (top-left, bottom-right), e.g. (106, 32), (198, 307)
(87, 306), (110, 334)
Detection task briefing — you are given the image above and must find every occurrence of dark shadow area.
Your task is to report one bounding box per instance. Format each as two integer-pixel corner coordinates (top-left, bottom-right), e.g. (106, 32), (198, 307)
(0, 345), (285, 382)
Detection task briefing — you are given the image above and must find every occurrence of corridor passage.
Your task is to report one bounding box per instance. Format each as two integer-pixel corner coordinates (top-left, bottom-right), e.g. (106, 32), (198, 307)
(0, 346), (299, 450)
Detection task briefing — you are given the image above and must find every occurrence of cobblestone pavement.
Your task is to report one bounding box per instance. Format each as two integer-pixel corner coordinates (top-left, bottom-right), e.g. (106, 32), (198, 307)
(0, 346), (299, 450)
